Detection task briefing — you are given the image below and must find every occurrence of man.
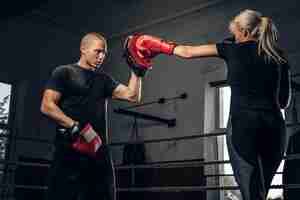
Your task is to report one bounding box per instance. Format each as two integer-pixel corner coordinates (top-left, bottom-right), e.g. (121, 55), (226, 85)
(41, 32), (147, 200)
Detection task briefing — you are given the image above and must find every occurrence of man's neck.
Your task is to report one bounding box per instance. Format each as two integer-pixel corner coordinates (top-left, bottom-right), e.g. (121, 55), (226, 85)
(77, 59), (96, 71)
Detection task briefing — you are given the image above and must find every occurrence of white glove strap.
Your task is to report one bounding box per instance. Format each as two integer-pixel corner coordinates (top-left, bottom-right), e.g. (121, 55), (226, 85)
(80, 124), (97, 143)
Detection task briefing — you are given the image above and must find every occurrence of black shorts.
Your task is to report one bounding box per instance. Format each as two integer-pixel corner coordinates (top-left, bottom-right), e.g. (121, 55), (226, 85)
(226, 108), (286, 200)
(45, 140), (116, 200)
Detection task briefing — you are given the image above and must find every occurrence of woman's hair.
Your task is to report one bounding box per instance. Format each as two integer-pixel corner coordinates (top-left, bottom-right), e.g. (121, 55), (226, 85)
(229, 9), (286, 64)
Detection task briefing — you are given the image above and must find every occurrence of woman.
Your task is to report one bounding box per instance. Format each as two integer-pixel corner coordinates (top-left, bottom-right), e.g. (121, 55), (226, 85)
(129, 9), (292, 200)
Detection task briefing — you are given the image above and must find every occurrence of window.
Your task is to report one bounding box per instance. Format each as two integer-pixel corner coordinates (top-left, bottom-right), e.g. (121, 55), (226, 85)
(218, 86), (231, 129)
(217, 85), (284, 199)
(0, 82), (12, 179)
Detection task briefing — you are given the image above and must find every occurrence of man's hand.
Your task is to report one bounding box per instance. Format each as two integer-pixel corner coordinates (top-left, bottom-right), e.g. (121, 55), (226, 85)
(123, 35), (150, 77)
(58, 122), (103, 158)
(57, 121), (82, 142)
(71, 123), (103, 158)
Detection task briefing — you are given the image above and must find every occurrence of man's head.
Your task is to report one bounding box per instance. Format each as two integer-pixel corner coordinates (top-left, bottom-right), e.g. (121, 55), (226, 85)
(80, 32), (108, 70)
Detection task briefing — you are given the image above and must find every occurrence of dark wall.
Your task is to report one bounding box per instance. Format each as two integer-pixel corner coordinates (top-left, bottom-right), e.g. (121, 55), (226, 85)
(0, 0), (299, 164)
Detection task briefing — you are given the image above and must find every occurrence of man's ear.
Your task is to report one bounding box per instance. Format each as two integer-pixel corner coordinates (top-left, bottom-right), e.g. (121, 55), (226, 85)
(243, 29), (250, 38)
(80, 46), (86, 55)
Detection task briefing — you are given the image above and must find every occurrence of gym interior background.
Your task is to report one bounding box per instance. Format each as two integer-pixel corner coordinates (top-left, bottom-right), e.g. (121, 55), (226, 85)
(0, 0), (299, 199)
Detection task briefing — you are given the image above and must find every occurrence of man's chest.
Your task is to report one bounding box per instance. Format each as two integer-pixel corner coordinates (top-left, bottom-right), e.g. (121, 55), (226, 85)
(66, 71), (106, 99)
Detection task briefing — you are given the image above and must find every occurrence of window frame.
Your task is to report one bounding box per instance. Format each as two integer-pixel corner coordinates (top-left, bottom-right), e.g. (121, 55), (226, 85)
(209, 80), (228, 131)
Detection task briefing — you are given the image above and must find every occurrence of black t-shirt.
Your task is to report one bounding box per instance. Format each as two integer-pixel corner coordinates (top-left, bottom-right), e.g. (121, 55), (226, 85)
(45, 64), (119, 143)
(216, 41), (289, 111)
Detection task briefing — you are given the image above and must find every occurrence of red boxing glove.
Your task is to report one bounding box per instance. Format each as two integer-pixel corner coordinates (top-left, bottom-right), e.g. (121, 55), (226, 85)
(71, 123), (102, 158)
(136, 35), (177, 55)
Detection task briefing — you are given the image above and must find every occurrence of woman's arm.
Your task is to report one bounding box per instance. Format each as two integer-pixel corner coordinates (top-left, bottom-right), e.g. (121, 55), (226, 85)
(173, 44), (219, 59)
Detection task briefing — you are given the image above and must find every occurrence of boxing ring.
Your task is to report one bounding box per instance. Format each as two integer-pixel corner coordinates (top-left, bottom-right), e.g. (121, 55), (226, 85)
(0, 129), (300, 199)
(0, 80), (300, 200)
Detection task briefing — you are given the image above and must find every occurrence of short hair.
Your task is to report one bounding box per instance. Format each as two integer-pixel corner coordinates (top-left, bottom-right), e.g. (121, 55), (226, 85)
(80, 32), (107, 51)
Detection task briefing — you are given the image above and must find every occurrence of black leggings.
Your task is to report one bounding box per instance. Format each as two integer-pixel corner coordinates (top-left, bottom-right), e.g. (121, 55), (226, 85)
(226, 108), (286, 200)
(45, 141), (116, 200)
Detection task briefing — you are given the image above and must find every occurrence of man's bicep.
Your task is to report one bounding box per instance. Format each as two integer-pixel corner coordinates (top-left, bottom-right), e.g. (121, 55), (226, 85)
(103, 73), (120, 97)
(112, 84), (129, 100)
(42, 89), (62, 105)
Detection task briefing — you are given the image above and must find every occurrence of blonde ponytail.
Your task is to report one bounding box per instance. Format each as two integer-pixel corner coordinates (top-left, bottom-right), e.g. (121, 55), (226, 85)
(258, 17), (286, 64)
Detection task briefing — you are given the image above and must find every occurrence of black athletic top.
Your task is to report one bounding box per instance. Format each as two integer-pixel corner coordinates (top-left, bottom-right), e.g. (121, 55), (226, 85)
(45, 64), (119, 143)
(216, 41), (290, 111)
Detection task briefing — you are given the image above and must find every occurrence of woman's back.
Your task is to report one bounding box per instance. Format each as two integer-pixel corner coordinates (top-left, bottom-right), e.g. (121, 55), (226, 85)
(217, 40), (282, 110)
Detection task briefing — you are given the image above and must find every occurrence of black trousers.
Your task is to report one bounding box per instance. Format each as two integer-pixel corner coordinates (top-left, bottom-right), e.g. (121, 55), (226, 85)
(45, 139), (116, 200)
(226, 108), (286, 200)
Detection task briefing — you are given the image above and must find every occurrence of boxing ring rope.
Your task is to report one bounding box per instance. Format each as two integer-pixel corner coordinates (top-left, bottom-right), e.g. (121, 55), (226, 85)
(0, 153), (297, 169)
(0, 183), (299, 195)
(0, 127), (299, 167)
(0, 184), (293, 192)
(111, 132), (225, 146)
(0, 133), (300, 196)
(0, 120), (299, 145)
(0, 184), (299, 193)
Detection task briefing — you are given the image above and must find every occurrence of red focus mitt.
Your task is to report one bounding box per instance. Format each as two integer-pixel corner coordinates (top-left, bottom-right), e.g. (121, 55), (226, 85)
(123, 33), (177, 76)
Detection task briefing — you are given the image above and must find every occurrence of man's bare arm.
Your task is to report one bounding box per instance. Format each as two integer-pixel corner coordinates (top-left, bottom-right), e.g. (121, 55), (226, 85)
(112, 72), (142, 102)
(40, 89), (76, 128)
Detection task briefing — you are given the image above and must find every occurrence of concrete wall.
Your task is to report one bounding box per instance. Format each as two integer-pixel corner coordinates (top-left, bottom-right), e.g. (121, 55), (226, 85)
(0, 0), (300, 199)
